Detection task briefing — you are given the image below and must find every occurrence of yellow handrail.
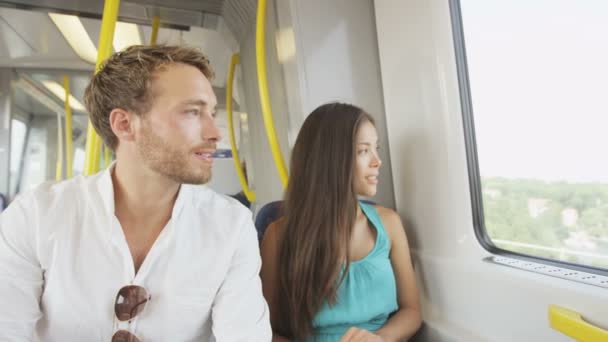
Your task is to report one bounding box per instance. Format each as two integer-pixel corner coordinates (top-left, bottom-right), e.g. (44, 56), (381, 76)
(255, 0), (288, 188)
(150, 15), (160, 46)
(549, 305), (608, 342)
(84, 0), (120, 175)
(227, 53), (256, 202)
(63, 75), (73, 178)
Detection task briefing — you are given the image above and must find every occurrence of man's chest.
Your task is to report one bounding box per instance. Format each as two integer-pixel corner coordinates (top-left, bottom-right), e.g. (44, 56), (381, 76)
(38, 229), (232, 341)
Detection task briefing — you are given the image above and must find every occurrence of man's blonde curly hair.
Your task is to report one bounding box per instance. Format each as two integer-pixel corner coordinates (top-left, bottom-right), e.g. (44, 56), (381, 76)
(84, 45), (215, 150)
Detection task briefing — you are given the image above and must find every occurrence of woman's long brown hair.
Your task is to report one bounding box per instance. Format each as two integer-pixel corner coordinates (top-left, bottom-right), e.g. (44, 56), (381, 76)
(276, 103), (375, 340)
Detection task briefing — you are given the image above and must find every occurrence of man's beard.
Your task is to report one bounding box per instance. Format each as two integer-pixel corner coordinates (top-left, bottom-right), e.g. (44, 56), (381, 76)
(136, 126), (213, 184)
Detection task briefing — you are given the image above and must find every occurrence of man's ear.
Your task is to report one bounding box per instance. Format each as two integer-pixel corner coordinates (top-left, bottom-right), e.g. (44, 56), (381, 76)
(109, 108), (136, 143)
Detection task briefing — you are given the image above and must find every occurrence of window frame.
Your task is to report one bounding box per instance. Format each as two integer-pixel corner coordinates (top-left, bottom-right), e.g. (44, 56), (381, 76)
(448, 0), (608, 276)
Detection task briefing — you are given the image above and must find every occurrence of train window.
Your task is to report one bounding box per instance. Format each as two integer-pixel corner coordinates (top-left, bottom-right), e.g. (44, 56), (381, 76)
(9, 119), (27, 197)
(452, 0), (608, 271)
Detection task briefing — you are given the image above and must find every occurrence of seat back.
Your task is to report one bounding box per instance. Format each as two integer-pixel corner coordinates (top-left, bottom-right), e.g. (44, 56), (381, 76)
(0, 193), (7, 212)
(230, 192), (251, 209)
(254, 199), (377, 242)
(254, 200), (283, 241)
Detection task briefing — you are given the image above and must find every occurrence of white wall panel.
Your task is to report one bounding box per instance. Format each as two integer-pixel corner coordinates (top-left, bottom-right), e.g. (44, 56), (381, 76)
(238, 1), (292, 208)
(279, 0), (396, 208)
(374, 0), (608, 341)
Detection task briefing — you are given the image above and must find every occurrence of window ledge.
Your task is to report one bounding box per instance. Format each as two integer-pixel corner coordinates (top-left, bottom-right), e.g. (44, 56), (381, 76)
(486, 256), (608, 289)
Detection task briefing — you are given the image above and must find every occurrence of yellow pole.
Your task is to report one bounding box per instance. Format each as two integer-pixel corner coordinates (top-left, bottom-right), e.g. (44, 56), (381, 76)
(104, 145), (112, 168)
(55, 111), (63, 181)
(256, 0), (288, 188)
(63, 75), (73, 178)
(84, 0), (120, 175)
(92, 133), (102, 171)
(227, 53), (256, 202)
(150, 15), (160, 45)
(83, 123), (97, 175)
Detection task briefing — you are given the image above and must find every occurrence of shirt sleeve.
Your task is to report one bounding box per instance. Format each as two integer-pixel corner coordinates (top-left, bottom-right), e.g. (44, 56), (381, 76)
(0, 192), (43, 341)
(211, 209), (272, 341)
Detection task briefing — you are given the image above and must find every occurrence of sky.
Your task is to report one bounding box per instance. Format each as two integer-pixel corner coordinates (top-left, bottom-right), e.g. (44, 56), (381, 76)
(461, 0), (608, 183)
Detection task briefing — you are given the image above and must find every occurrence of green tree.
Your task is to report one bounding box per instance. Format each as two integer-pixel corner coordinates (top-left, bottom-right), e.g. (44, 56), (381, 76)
(580, 206), (608, 239)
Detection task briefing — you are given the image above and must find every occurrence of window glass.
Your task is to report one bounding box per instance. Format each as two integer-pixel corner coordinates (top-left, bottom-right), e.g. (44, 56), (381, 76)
(458, 0), (608, 269)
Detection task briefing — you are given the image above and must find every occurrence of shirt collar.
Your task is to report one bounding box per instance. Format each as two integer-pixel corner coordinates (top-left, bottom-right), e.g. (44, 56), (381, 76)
(97, 162), (116, 217)
(96, 161), (192, 240)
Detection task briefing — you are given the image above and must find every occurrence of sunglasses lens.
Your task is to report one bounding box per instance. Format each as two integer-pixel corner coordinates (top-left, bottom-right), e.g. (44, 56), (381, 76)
(114, 285), (150, 321)
(111, 330), (142, 342)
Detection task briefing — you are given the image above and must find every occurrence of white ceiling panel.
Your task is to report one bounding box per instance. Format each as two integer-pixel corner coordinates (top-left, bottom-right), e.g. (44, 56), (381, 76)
(125, 0), (225, 15)
(0, 0), (225, 29)
(0, 7), (92, 69)
(0, 14), (36, 59)
(0, 8), (75, 57)
(80, 16), (102, 57)
(0, 55), (92, 70)
(222, 0), (256, 42)
(182, 26), (233, 87)
(140, 25), (183, 46)
(0, 0), (239, 114)
(120, 2), (148, 19)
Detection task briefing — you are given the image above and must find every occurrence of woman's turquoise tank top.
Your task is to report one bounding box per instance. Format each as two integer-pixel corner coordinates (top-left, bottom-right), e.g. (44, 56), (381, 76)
(305, 202), (398, 342)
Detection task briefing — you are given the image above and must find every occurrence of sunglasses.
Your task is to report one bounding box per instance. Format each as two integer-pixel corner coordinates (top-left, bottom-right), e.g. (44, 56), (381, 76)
(111, 285), (151, 342)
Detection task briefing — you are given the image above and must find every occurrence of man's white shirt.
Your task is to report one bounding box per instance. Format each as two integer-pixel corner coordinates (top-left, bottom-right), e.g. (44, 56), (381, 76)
(0, 166), (271, 341)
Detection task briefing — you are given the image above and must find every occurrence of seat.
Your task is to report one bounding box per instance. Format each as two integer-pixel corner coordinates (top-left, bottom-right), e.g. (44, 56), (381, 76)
(0, 193), (7, 212)
(230, 191), (251, 209)
(254, 200), (283, 242)
(254, 199), (376, 242)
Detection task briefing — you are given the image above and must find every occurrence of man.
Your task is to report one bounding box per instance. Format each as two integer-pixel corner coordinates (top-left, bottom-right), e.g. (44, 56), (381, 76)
(0, 45), (271, 341)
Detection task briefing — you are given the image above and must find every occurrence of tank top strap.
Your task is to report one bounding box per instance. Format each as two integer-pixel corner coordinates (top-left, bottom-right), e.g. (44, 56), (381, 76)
(359, 201), (390, 254)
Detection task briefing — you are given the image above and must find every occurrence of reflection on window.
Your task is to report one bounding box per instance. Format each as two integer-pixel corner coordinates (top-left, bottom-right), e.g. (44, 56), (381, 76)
(459, 0), (608, 269)
(9, 119), (26, 197)
(20, 125), (48, 191)
(73, 148), (85, 175)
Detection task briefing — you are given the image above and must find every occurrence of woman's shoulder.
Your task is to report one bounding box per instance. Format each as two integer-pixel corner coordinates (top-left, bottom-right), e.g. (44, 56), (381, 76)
(371, 205), (406, 240)
(262, 218), (287, 249)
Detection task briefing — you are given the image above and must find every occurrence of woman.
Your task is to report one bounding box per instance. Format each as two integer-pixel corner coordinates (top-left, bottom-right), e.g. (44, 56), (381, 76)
(261, 103), (421, 342)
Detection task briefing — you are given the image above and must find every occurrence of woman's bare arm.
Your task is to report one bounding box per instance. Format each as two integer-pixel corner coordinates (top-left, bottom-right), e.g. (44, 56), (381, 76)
(374, 207), (422, 341)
